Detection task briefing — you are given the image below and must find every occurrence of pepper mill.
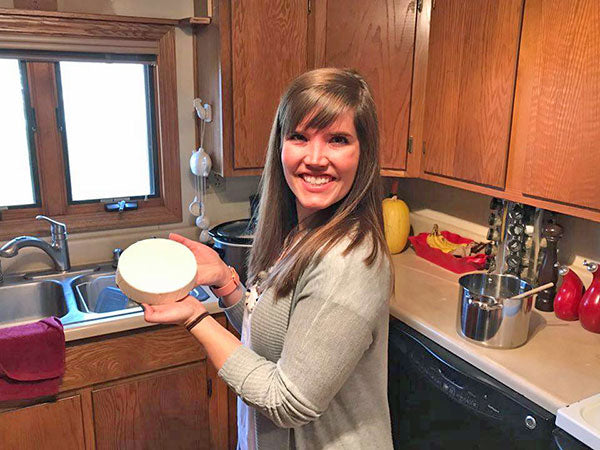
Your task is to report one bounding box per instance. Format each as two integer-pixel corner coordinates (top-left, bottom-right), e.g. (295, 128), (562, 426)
(535, 222), (563, 311)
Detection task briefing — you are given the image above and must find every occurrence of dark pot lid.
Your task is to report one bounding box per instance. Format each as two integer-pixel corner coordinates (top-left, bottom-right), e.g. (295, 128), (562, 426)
(209, 219), (254, 245)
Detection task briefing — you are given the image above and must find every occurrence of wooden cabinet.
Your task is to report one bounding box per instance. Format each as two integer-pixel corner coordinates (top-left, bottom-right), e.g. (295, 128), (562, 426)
(0, 395), (85, 450)
(508, 0), (600, 212)
(0, 315), (233, 450)
(196, 0), (309, 176)
(93, 364), (210, 450)
(421, 0), (523, 188)
(231, 0), (308, 170)
(321, 0), (417, 173)
(409, 0), (600, 222)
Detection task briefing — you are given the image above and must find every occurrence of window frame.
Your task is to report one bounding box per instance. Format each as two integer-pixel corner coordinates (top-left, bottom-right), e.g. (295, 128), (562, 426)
(0, 12), (181, 240)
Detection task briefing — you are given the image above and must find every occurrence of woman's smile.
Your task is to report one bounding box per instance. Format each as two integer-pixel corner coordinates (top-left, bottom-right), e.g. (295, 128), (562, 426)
(281, 110), (360, 222)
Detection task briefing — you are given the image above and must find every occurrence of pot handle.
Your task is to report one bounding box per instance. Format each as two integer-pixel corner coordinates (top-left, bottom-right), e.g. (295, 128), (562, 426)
(467, 298), (503, 311)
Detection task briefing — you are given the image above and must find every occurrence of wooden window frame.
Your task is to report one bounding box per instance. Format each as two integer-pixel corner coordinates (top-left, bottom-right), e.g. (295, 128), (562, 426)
(0, 11), (181, 240)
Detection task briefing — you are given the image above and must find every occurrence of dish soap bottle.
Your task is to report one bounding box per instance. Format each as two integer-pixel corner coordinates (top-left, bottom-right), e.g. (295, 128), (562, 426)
(580, 260), (600, 333)
(553, 265), (584, 321)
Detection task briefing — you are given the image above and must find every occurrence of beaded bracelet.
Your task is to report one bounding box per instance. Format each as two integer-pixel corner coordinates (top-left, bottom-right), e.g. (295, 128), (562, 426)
(185, 311), (210, 332)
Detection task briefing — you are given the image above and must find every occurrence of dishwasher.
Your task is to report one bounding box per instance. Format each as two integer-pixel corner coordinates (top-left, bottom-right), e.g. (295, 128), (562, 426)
(388, 318), (559, 449)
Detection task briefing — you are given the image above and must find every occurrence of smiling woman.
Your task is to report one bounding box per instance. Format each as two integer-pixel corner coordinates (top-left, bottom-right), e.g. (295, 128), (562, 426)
(142, 68), (394, 450)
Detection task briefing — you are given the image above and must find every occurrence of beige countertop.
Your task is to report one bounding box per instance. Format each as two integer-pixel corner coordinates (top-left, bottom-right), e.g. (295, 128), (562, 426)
(63, 295), (222, 342)
(390, 249), (600, 414)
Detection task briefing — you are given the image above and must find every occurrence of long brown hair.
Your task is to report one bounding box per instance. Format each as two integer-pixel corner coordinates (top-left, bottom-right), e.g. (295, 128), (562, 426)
(248, 68), (390, 298)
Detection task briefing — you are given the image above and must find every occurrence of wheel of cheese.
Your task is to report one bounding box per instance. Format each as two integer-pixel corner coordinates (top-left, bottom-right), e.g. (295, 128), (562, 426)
(115, 238), (198, 305)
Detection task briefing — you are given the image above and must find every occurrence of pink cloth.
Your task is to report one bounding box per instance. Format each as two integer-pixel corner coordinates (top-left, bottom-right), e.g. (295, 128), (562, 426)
(0, 317), (65, 401)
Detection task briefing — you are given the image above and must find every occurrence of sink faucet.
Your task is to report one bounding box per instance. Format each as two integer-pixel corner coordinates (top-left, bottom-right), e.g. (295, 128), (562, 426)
(0, 215), (71, 283)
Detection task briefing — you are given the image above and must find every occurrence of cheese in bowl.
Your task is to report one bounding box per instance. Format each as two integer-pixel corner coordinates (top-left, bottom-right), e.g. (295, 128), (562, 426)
(115, 238), (198, 304)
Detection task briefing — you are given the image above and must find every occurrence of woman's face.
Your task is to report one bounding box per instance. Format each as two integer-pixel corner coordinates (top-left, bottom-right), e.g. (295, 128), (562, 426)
(281, 110), (360, 222)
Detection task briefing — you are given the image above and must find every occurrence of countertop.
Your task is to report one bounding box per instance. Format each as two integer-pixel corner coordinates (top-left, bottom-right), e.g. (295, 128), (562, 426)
(63, 292), (222, 342)
(390, 249), (600, 414)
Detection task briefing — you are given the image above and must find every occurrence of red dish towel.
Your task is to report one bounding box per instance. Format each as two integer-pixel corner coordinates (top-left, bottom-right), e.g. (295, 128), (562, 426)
(0, 317), (65, 401)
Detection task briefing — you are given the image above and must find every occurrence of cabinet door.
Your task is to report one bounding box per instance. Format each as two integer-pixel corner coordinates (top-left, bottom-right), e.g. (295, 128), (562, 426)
(324, 0), (416, 171)
(93, 363), (209, 450)
(0, 395), (85, 450)
(509, 0), (600, 211)
(231, 0), (308, 170)
(422, 0), (523, 188)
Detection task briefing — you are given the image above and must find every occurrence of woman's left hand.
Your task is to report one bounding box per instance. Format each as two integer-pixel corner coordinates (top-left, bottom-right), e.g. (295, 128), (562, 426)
(142, 296), (206, 327)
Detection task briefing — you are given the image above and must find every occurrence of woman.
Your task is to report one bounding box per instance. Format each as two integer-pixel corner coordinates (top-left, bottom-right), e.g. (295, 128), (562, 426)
(143, 68), (394, 449)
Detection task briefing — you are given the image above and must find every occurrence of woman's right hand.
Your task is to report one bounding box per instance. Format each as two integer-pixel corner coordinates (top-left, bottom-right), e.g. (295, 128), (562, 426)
(169, 233), (231, 288)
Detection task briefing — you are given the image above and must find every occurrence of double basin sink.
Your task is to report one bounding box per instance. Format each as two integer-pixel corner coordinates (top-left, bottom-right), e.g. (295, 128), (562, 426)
(0, 263), (141, 329)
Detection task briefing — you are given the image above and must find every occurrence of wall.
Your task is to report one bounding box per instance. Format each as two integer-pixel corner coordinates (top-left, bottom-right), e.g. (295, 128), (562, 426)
(396, 178), (600, 285)
(1, 0), (260, 274)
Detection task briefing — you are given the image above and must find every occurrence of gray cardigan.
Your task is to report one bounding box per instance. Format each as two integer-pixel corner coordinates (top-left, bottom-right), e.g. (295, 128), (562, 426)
(218, 237), (394, 449)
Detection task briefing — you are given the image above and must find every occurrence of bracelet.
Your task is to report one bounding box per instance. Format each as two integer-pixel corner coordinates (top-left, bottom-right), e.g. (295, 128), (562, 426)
(211, 266), (241, 297)
(185, 311), (210, 332)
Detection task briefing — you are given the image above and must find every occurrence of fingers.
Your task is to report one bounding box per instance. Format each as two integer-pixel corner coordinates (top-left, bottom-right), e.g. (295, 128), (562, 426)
(142, 302), (176, 323)
(169, 233), (207, 256)
(170, 233), (215, 264)
(141, 298), (201, 325)
(169, 233), (196, 247)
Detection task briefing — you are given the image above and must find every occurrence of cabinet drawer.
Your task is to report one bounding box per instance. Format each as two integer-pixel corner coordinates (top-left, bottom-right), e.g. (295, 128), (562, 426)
(62, 326), (207, 392)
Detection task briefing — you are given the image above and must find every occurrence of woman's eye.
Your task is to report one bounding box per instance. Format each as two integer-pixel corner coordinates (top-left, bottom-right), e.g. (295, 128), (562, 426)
(330, 135), (349, 145)
(288, 133), (307, 142)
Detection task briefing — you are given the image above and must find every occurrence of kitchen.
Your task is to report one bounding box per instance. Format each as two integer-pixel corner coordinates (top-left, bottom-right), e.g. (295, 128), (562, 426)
(0, 0), (599, 449)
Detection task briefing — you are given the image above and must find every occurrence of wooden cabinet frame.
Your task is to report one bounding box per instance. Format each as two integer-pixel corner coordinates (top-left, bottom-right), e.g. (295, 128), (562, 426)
(0, 9), (182, 239)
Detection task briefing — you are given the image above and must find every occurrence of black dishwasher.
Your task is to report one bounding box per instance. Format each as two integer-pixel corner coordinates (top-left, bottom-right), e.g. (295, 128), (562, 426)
(388, 319), (556, 449)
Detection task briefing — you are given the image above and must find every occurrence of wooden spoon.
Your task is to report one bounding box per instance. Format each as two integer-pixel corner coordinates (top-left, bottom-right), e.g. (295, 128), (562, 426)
(508, 282), (554, 301)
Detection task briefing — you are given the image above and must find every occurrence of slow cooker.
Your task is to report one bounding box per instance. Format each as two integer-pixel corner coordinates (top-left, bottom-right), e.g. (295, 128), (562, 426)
(209, 219), (254, 285)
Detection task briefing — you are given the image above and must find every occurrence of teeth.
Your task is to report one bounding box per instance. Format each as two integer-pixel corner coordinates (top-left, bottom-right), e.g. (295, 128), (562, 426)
(303, 175), (331, 185)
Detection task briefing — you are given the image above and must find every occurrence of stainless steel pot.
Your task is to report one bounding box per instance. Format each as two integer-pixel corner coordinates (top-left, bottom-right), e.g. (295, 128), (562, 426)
(209, 219), (253, 285)
(457, 273), (534, 349)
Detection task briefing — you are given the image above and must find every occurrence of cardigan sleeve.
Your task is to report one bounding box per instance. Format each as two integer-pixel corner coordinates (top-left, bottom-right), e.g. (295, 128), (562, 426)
(217, 283), (246, 333)
(217, 241), (391, 428)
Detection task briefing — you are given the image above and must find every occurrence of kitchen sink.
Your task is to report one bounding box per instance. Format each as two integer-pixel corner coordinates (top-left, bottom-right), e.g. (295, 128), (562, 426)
(0, 263), (142, 329)
(0, 263), (213, 333)
(0, 279), (68, 327)
(71, 272), (140, 314)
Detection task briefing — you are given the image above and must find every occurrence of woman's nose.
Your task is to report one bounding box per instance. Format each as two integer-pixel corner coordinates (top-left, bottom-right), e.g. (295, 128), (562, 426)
(304, 140), (328, 167)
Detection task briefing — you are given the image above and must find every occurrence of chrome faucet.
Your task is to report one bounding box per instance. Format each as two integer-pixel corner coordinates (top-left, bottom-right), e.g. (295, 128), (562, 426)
(0, 215), (71, 283)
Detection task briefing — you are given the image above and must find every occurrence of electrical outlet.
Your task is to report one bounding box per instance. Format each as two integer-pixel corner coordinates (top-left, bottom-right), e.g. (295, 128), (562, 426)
(209, 172), (225, 192)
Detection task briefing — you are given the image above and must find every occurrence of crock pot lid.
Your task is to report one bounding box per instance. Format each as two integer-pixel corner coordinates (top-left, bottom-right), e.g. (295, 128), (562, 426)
(210, 219), (254, 243)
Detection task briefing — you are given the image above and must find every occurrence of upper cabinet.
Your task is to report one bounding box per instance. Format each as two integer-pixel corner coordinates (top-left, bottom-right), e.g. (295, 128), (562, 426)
(197, 0), (308, 176)
(421, 0), (523, 188)
(197, 0), (600, 222)
(322, 0), (417, 173)
(508, 0), (600, 211)
(230, 0), (308, 170)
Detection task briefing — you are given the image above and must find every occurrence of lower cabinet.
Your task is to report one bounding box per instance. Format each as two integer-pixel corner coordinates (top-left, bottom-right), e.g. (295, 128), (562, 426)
(0, 395), (85, 450)
(0, 316), (233, 450)
(93, 364), (210, 450)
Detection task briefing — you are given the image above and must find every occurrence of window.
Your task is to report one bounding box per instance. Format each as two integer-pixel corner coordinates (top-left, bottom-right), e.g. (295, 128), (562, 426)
(0, 59), (38, 208)
(0, 13), (181, 239)
(56, 60), (158, 202)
